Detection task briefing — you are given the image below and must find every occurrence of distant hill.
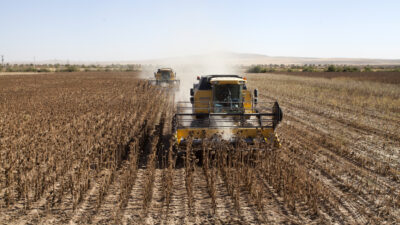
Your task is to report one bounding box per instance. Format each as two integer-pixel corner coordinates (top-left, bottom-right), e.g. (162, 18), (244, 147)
(133, 52), (400, 66)
(16, 52), (400, 65)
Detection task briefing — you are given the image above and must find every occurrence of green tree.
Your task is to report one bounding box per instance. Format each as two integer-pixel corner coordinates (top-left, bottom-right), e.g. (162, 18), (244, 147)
(326, 65), (337, 72)
(363, 66), (372, 72)
(247, 65), (263, 73)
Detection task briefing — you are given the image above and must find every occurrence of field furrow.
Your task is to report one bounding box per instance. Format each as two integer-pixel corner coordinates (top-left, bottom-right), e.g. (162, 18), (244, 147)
(122, 169), (146, 224)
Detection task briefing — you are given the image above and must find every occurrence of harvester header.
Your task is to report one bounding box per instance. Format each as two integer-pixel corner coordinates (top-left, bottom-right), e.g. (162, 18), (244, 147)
(173, 74), (283, 147)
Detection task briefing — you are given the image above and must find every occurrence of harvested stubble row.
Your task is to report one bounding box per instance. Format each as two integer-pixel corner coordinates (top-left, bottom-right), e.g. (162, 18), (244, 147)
(247, 73), (400, 224)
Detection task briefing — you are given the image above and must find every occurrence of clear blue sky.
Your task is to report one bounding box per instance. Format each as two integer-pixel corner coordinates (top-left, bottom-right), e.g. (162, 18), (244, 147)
(1, 0), (399, 62)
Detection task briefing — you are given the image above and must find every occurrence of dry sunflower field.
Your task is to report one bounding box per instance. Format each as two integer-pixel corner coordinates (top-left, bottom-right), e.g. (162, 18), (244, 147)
(0, 71), (399, 224)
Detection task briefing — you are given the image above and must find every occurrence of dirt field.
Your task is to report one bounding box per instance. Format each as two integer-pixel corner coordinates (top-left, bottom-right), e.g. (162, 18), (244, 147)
(271, 71), (400, 84)
(0, 72), (52, 76)
(0, 72), (399, 224)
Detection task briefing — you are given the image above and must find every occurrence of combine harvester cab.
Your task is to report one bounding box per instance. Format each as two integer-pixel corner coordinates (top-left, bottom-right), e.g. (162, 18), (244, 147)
(173, 75), (283, 148)
(148, 68), (180, 89)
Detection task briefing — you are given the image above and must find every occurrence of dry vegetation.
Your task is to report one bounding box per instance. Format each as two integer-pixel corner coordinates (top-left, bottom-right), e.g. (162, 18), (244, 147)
(247, 73), (400, 223)
(0, 71), (399, 224)
(272, 71), (400, 84)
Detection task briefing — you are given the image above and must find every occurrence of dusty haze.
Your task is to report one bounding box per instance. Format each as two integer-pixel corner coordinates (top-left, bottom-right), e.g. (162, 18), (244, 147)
(141, 53), (242, 103)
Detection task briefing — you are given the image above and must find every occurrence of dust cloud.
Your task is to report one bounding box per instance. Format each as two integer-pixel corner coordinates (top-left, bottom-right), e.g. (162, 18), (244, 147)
(140, 52), (242, 103)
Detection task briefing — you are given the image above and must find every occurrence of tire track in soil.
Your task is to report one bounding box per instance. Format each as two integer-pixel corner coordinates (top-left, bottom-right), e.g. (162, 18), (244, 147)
(191, 168), (214, 224)
(213, 172), (241, 224)
(165, 168), (189, 224)
(122, 169), (146, 224)
(89, 172), (122, 225)
(68, 179), (100, 224)
(214, 172), (260, 224)
(144, 169), (164, 224)
(63, 170), (119, 225)
(43, 188), (74, 224)
(236, 190), (264, 224)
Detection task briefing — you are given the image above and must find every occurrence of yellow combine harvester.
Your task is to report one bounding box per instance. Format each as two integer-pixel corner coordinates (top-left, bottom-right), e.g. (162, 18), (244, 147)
(173, 75), (283, 147)
(148, 68), (180, 88)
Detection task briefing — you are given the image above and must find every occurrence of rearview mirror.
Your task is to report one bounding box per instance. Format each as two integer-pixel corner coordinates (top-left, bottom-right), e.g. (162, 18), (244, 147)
(190, 88), (194, 96)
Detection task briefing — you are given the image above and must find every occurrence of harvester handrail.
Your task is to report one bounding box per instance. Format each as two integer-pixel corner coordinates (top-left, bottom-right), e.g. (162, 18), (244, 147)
(176, 100), (276, 104)
(173, 116), (275, 129)
(176, 101), (275, 113)
(174, 112), (276, 128)
(175, 112), (275, 116)
(176, 100), (277, 106)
